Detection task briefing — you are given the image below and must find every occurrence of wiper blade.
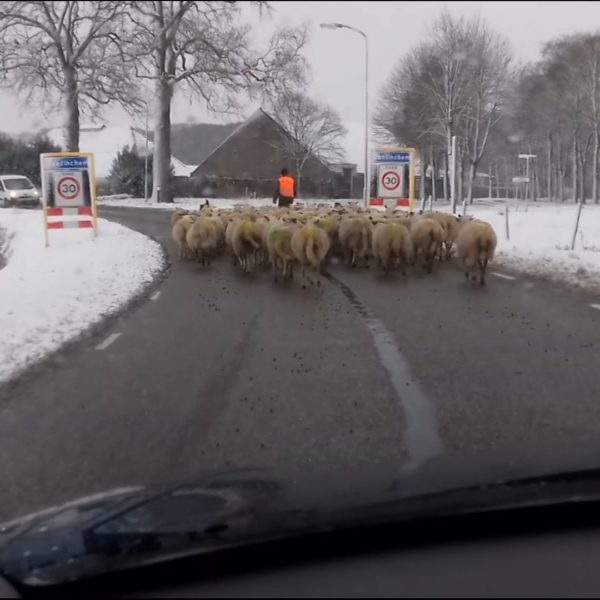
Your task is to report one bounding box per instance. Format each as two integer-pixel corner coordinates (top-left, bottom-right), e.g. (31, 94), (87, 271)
(4, 466), (600, 588)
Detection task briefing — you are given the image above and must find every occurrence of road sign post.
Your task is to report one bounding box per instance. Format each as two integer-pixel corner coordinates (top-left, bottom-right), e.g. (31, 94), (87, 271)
(40, 152), (97, 246)
(370, 147), (416, 210)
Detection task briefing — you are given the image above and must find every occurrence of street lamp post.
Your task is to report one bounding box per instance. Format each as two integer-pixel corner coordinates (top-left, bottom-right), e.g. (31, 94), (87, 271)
(320, 22), (369, 207)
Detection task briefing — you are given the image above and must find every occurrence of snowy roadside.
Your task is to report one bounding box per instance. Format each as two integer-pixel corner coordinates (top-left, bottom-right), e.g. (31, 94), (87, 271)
(0, 209), (165, 384)
(442, 201), (600, 295)
(0, 223), (7, 271)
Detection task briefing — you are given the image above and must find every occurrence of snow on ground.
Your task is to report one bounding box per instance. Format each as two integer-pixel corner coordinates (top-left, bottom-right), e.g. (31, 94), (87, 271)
(0, 209), (164, 384)
(440, 200), (600, 294)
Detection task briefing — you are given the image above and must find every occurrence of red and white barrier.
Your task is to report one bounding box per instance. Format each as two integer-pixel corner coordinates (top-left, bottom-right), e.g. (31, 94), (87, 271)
(369, 198), (411, 208)
(45, 207), (95, 230)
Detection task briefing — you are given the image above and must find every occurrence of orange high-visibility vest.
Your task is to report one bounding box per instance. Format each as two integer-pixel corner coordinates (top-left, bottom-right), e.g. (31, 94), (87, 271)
(278, 175), (295, 197)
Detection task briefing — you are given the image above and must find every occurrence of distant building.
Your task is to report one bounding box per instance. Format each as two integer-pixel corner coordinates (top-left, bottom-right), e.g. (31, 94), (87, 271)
(45, 124), (194, 181)
(46, 109), (363, 199)
(164, 109), (360, 199)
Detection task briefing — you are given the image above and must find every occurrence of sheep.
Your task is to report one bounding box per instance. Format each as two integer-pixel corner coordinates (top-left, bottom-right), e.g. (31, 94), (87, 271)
(291, 221), (331, 285)
(424, 212), (460, 259)
(205, 213), (226, 249)
(313, 213), (341, 262)
(455, 218), (497, 285)
(185, 216), (218, 267)
(254, 215), (272, 267)
(266, 221), (299, 282)
(170, 209), (188, 225)
(410, 217), (445, 274)
(338, 215), (373, 267)
(231, 218), (264, 272)
(171, 214), (195, 260)
(372, 222), (413, 275)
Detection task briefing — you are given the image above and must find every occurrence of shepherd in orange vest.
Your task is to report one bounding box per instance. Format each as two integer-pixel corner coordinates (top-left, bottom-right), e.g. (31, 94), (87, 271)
(273, 168), (296, 207)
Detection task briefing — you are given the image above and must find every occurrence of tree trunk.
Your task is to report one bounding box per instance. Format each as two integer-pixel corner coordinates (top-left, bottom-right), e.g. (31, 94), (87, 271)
(547, 134), (553, 201)
(457, 156), (464, 205)
(442, 152), (448, 202)
(495, 163), (500, 198)
(593, 128), (599, 204)
(579, 155), (586, 205)
(152, 79), (173, 203)
(430, 149), (437, 204)
(556, 144), (565, 202)
(419, 163), (426, 205)
(572, 137), (578, 204)
(64, 66), (80, 152)
(296, 163), (302, 198)
(466, 162), (476, 204)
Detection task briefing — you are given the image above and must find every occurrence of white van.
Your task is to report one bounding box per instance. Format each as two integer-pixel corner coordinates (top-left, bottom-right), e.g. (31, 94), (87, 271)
(0, 175), (41, 208)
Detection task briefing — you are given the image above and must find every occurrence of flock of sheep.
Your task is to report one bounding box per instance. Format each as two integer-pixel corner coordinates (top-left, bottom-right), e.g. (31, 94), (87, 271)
(170, 203), (498, 285)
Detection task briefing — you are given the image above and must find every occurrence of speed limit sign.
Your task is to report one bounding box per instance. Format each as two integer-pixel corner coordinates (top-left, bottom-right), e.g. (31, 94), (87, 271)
(53, 171), (84, 207)
(381, 171), (400, 191)
(377, 164), (404, 198)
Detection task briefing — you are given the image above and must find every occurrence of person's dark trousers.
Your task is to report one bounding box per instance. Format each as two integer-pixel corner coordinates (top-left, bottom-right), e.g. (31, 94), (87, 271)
(278, 196), (293, 208)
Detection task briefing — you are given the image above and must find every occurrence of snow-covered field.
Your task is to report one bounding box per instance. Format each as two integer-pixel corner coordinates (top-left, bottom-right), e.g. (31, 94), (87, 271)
(99, 195), (600, 294)
(0, 209), (164, 384)
(448, 201), (600, 294)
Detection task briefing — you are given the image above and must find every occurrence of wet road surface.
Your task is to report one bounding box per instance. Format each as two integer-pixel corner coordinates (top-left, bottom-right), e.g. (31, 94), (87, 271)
(1, 205), (599, 520)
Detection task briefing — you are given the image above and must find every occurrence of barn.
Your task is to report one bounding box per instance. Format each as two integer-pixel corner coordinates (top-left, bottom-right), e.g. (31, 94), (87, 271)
(169, 109), (363, 200)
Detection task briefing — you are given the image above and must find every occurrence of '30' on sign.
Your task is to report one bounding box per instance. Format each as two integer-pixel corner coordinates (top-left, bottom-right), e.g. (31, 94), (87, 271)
(377, 165), (403, 198)
(54, 171), (84, 206)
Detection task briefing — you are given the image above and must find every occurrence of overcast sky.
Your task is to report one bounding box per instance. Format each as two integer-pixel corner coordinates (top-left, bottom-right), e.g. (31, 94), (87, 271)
(2, 1), (600, 168)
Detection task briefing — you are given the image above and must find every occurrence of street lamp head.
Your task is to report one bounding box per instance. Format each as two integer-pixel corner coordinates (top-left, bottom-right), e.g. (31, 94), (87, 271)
(320, 22), (344, 30)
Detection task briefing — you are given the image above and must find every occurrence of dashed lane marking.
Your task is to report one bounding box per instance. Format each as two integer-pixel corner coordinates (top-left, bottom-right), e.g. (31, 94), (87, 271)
(491, 272), (516, 280)
(95, 333), (122, 351)
(590, 304), (600, 311)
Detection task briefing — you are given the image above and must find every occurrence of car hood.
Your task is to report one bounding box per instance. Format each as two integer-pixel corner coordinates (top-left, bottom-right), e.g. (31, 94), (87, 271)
(4, 439), (600, 588)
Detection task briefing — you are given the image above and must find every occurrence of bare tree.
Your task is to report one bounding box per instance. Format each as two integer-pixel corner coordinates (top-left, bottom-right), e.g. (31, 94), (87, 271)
(374, 11), (511, 204)
(373, 47), (447, 200)
(269, 92), (346, 196)
(461, 23), (512, 203)
(0, 1), (136, 151)
(125, 1), (307, 203)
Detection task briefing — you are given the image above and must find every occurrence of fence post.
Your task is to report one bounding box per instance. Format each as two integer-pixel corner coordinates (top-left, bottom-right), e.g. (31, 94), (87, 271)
(570, 202), (584, 250)
(505, 204), (510, 241)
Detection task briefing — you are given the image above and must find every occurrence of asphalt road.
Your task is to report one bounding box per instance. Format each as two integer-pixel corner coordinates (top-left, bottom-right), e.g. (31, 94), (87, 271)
(1, 205), (600, 521)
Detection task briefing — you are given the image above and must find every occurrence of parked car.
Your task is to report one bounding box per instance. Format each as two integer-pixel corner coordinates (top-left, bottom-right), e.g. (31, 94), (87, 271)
(0, 174), (41, 208)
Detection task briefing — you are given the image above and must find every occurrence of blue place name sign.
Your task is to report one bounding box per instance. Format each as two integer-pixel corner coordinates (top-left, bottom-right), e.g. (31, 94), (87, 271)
(54, 157), (88, 170)
(375, 152), (410, 164)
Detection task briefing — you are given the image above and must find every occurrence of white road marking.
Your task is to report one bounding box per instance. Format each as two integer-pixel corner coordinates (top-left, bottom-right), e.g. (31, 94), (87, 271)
(328, 275), (442, 470)
(491, 272), (516, 280)
(150, 291), (161, 300)
(590, 304), (600, 311)
(95, 332), (122, 351)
